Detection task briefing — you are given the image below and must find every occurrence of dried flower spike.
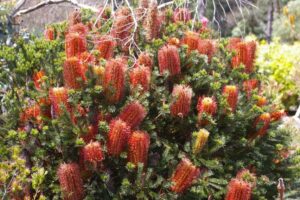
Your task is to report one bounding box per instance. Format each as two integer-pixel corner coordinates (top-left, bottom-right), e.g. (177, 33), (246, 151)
(107, 119), (131, 156)
(118, 101), (147, 129)
(128, 131), (150, 167)
(170, 85), (193, 117)
(192, 129), (210, 154)
(158, 45), (181, 76)
(57, 163), (84, 200)
(223, 85), (239, 112)
(170, 158), (200, 193)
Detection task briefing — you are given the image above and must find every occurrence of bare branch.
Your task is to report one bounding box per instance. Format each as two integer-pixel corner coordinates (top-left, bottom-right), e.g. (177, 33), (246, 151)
(157, 1), (174, 9)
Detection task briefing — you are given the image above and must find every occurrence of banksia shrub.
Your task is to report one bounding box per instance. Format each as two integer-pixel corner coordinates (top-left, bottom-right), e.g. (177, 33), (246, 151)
(170, 158), (200, 193)
(103, 58), (126, 103)
(118, 101), (147, 129)
(158, 45), (181, 76)
(225, 179), (251, 200)
(107, 119), (131, 156)
(129, 65), (151, 93)
(223, 85), (239, 112)
(65, 32), (87, 58)
(63, 57), (86, 89)
(57, 163), (84, 200)
(95, 35), (116, 59)
(49, 87), (70, 116)
(128, 131), (150, 167)
(170, 84), (193, 117)
(81, 141), (104, 169)
(197, 96), (217, 125)
(192, 129), (209, 154)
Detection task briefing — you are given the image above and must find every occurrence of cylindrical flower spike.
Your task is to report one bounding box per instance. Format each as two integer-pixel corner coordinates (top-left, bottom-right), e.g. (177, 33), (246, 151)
(65, 32), (87, 58)
(182, 31), (199, 51)
(243, 79), (258, 99)
(170, 85), (193, 117)
(118, 101), (147, 129)
(271, 110), (286, 121)
(103, 58), (127, 103)
(192, 129), (210, 154)
(63, 57), (86, 89)
(137, 52), (153, 69)
(256, 96), (267, 107)
(225, 179), (252, 200)
(231, 41), (256, 73)
(32, 70), (46, 90)
(68, 23), (88, 36)
(81, 141), (104, 169)
(173, 8), (191, 22)
(79, 52), (95, 71)
(57, 163), (84, 200)
(254, 113), (271, 137)
(95, 35), (116, 60)
(227, 37), (242, 50)
(223, 85), (239, 112)
(20, 104), (42, 125)
(158, 45), (181, 76)
(197, 39), (215, 62)
(197, 97), (217, 125)
(107, 119), (131, 156)
(49, 87), (70, 117)
(143, 2), (160, 41)
(170, 158), (200, 193)
(128, 131), (150, 167)
(44, 27), (55, 40)
(129, 65), (151, 93)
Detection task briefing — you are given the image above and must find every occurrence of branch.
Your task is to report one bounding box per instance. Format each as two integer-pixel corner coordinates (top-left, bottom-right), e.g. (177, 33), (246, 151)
(158, 1), (174, 9)
(12, 0), (98, 17)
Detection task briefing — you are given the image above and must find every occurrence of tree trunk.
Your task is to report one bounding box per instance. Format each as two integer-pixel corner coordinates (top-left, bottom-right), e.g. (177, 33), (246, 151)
(266, 0), (274, 43)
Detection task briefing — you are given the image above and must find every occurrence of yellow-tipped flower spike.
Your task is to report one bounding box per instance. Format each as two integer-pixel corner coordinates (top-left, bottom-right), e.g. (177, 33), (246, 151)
(192, 129), (210, 154)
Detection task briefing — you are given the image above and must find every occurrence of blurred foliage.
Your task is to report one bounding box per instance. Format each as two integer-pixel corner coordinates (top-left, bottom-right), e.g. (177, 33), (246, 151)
(257, 39), (300, 113)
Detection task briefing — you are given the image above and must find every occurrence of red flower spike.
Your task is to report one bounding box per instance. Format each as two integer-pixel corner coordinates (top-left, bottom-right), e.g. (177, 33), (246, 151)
(128, 131), (150, 167)
(79, 52), (95, 71)
(63, 57), (86, 89)
(32, 70), (46, 90)
(223, 85), (239, 112)
(197, 97), (217, 125)
(173, 8), (191, 22)
(271, 110), (286, 121)
(49, 87), (70, 116)
(158, 45), (181, 76)
(225, 179), (252, 200)
(107, 119), (131, 156)
(103, 59), (127, 103)
(182, 31), (199, 51)
(129, 65), (151, 93)
(227, 37), (242, 50)
(143, 2), (160, 41)
(170, 158), (200, 193)
(57, 163), (84, 200)
(170, 85), (193, 117)
(197, 39), (215, 62)
(20, 104), (41, 125)
(245, 41), (257, 73)
(137, 52), (153, 69)
(68, 23), (88, 36)
(256, 96), (268, 107)
(243, 79), (258, 99)
(254, 113), (271, 137)
(65, 32), (87, 58)
(95, 35), (116, 59)
(81, 141), (104, 168)
(44, 27), (55, 40)
(118, 101), (147, 129)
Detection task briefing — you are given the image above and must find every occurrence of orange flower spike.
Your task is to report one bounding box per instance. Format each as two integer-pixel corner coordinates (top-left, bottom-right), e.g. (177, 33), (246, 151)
(256, 96), (268, 107)
(255, 113), (271, 137)
(158, 45), (181, 76)
(223, 85), (239, 112)
(245, 41), (257, 73)
(44, 27), (55, 40)
(231, 41), (256, 73)
(20, 104), (42, 124)
(197, 97), (217, 125)
(63, 57), (86, 89)
(92, 66), (105, 85)
(225, 179), (252, 200)
(81, 141), (104, 168)
(79, 52), (95, 71)
(95, 35), (116, 60)
(243, 79), (258, 99)
(182, 31), (199, 51)
(173, 8), (191, 22)
(129, 65), (151, 93)
(49, 87), (70, 116)
(170, 158), (200, 193)
(103, 59), (127, 103)
(118, 101), (147, 129)
(170, 85), (193, 117)
(227, 37), (242, 50)
(128, 131), (150, 167)
(137, 52), (153, 69)
(32, 70), (46, 90)
(107, 119), (131, 156)
(271, 109), (286, 121)
(168, 37), (180, 47)
(57, 163), (84, 200)
(197, 39), (215, 62)
(65, 32), (87, 58)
